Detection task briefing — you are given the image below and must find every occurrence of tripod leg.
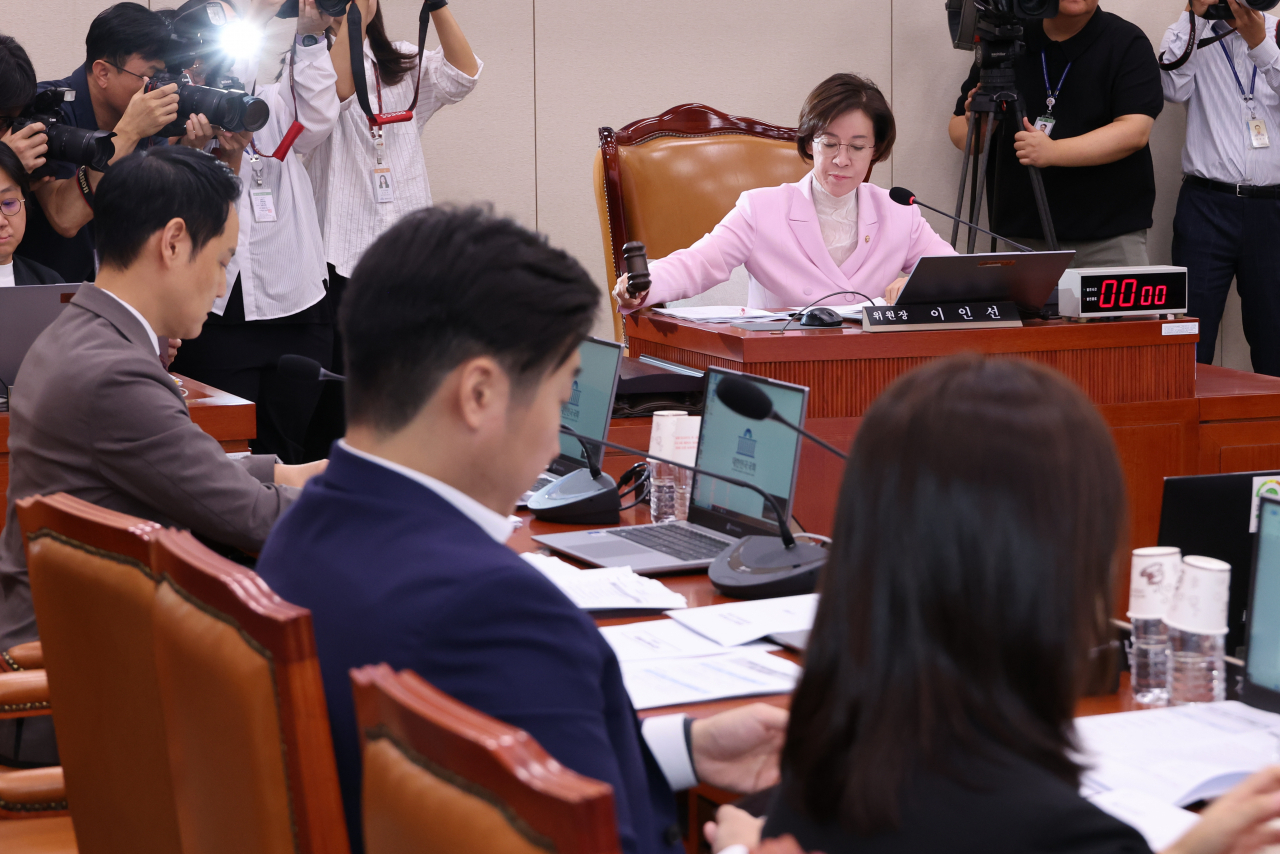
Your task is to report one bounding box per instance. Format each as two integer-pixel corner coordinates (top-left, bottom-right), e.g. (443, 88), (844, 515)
(1013, 99), (1059, 251)
(969, 109), (999, 254)
(952, 112), (979, 247)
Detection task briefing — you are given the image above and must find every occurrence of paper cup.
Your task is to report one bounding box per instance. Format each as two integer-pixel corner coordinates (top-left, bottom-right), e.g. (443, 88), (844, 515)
(1164, 555), (1231, 635)
(649, 411), (688, 461)
(1127, 546), (1182, 621)
(670, 416), (701, 466)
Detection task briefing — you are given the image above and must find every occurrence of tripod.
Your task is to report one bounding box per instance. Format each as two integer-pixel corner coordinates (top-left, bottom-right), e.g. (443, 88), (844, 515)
(951, 65), (1059, 254)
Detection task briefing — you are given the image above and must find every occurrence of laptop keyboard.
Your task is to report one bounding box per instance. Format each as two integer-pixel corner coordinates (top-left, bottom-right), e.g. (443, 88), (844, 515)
(611, 525), (732, 562)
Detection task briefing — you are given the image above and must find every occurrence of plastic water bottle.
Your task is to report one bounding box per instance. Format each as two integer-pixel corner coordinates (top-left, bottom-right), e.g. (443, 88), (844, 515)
(649, 461), (677, 523)
(1168, 627), (1226, 705)
(1129, 617), (1170, 706)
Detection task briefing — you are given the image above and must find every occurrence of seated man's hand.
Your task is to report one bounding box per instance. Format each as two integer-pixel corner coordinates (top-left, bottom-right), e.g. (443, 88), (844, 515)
(166, 338), (181, 367)
(613, 274), (647, 311)
(691, 702), (788, 793)
(274, 459), (329, 488)
(884, 276), (908, 305)
(703, 804), (764, 853)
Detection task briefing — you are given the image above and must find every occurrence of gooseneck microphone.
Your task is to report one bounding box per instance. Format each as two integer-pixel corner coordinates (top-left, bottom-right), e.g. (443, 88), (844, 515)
(621, 242), (652, 298)
(715, 376), (848, 460)
(277, 355), (346, 383)
(889, 187), (1035, 254)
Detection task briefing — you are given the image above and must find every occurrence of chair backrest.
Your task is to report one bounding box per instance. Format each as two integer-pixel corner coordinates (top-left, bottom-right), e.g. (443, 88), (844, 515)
(148, 528), (349, 854)
(594, 103), (811, 337)
(15, 493), (181, 854)
(351, 664), (620, 854)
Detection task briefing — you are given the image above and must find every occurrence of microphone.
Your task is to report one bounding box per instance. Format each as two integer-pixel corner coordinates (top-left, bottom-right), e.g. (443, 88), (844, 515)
(889, 187), (1035, 253)
(621, 241), (652, 298)
(277, 355), (346, 383)
(715, 376), (848, 460)
(559, 425), (828, 599)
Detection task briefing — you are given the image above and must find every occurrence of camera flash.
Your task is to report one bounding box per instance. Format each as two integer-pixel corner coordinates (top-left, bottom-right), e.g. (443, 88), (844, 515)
(219, 20), (264, 61)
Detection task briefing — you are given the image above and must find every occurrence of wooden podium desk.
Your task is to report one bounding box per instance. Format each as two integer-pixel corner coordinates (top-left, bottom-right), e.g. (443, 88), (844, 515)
(0, 375), (255, 531)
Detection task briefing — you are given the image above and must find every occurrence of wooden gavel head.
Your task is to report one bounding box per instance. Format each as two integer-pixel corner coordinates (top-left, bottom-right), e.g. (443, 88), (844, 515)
(622, 241), (651, 297)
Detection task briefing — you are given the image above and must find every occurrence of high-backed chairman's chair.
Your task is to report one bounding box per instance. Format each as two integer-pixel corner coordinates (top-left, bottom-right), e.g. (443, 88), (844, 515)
(148, 528), (349, 854)
(593, 103), (811, 340)
(351, 663), (620, 854)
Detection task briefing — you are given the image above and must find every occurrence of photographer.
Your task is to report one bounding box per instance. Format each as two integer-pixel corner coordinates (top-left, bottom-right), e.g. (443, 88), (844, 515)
(1161, 0), (1280, 374)
(169, 0), (342, 463)
(0, 35), (49, 177)
(15, 3), (180, 284)
(947, 0), (1164, 266)
(303, 0), (480, 455)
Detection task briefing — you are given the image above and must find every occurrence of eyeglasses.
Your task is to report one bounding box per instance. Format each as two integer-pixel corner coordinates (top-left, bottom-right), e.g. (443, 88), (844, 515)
(0, 198), (25, 217)
(812, 136), (873, 158)
(106, 61), (152, 82)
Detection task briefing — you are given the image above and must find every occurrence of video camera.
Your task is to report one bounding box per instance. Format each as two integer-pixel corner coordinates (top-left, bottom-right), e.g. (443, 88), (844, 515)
(1202, 0), (1279, 20)
(147, 2), (269, 139)
(10, 88), (115, 176)
(947, 0), (1059, 67)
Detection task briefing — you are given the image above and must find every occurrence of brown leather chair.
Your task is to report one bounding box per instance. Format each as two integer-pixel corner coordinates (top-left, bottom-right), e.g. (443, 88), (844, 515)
(351, 663), (619, 854)
(10, 492), (173, 854)
(148, 528), (349, 854)
(593, 103), (812, 340)
(0, 667), (62, 821)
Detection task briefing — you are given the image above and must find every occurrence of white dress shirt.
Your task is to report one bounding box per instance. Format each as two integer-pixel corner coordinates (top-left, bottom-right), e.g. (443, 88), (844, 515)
(98, 287), (160, 356)
(811, 175), (860, 267)
(0, 262), (13, 288)
(1162, 15), (1280, 186)
(217, 42), (339, 321)
(306, 41), (481, 277)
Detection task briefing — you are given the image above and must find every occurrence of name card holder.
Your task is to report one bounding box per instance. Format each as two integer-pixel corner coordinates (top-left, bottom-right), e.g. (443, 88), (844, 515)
(861, 300), (1022, 333)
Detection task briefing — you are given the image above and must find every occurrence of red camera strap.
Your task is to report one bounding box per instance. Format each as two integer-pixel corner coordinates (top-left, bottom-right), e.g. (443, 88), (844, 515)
(348, 0), (430, 131)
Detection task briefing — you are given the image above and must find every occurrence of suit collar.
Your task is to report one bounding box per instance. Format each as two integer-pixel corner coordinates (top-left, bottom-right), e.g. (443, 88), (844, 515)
(70, 284), (161, 357)
(789, 173), (881, 284)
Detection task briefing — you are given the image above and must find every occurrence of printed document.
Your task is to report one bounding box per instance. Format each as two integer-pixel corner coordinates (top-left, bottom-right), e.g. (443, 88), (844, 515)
(1086, 789), (1199, 851)
(666, 594), (818, 647)
(522, 553), (687, 611)
(621, 649), (801, 710)
(600, 619), (779, 662)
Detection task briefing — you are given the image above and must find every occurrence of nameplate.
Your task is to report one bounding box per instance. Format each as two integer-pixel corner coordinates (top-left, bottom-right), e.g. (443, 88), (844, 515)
(1162, 322), (1199, 337)
(861, 301), (1023, 333)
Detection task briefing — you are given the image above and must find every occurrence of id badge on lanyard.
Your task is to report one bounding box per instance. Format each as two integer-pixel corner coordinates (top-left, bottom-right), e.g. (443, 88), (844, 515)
(369, 65), (396, 203)
(1221, 41), (1270, 149)
(1036, 52), (1072, 138)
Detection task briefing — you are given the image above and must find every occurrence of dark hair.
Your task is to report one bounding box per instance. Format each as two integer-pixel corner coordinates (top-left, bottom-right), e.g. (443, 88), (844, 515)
(341, 206), (601, 434)
(85, 2), (172, 69)
(0, 34), (36, 116)
(94, 146), (241, 270)
(782, 355), (1124, 833)
(796, 73), (896, 166)
(365, 6), (418, 88)
(0, 142), (29, 197)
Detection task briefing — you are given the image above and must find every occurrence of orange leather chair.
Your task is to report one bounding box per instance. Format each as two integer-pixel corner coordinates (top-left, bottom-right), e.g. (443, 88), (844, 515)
(351, 663), (619, 854)
(11, 492), (174, 854)
(593, 103), (811, 341)
(148, 528), (349, 854)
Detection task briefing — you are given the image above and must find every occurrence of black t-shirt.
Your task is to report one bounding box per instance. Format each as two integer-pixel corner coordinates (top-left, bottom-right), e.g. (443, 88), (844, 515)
(953, 8), (1163, 242)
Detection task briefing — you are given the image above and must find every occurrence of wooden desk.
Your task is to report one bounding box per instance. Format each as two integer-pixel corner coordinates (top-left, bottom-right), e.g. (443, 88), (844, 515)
(1196, 364), (1280, 474)
(0, 375), (255, 532)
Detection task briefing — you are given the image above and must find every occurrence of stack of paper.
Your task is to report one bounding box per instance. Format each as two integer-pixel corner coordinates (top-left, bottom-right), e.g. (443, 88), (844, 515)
(651, 306), (786, 323)
(786, 298), (886, 321)
(1086, 789), (1200, 851)
(666, 594), (818, 646)
(600, 620), (778, 662)
(522, 553), (687, 612)
(621, 649), (801, 710)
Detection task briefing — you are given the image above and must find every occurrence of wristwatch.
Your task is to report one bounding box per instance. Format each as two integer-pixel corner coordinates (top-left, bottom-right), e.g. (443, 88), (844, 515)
(296, 33), (321, 47)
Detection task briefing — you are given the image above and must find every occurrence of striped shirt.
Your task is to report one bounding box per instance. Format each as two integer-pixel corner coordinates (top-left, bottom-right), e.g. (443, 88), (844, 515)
(1161, 14), (1280, 187)
(217, 42), (339, 321)
(305, 40), (481, 278)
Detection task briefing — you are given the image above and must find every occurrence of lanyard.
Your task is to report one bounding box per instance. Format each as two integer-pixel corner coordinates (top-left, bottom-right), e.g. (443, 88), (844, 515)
(1220, 39), (1260, 119)
(246, 50), (305, 162)
(1041, 52), (1072, 115)
(348, 1), (430, 138)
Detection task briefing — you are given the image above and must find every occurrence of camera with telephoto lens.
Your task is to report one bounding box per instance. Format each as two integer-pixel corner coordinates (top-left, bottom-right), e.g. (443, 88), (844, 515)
(9, 88), (115, 176)
(947, 0), (1060, 66)
(1202, 0), (1280, 20)
(144, 71), (270, 138)
(275, 0), (352, 19)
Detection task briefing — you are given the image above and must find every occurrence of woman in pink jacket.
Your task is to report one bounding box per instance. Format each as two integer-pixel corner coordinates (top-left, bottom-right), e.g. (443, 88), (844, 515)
(615, 73), (956, 313)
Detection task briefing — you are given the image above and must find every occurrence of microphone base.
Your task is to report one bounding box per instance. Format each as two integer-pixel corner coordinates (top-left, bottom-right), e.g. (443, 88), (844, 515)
(528, 468), (621, 526)
(709, 536), (828, 600)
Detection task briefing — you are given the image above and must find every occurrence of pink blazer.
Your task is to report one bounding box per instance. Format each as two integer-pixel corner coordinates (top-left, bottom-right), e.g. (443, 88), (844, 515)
(636, 174), (957, 310)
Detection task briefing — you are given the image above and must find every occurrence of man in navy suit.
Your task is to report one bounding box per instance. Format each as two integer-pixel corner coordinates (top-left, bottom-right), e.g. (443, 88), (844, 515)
(256, 207), (787, 854)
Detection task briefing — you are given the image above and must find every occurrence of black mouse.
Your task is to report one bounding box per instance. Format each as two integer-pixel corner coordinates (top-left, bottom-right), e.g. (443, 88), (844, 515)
(799, 306), (844, 327)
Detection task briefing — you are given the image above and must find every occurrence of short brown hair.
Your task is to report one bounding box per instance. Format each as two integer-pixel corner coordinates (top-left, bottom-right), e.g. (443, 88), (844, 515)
(796, 73), (896, 166)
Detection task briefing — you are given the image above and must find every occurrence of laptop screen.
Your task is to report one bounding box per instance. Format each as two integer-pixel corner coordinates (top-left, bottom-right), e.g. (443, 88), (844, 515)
(555, 337), (622, 472)
(1247, 497), (1280, 692)
(689, 369), (808, 537)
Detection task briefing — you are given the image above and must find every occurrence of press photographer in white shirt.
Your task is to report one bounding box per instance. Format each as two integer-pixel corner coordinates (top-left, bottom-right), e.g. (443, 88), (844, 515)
(1161, 0), (1280, 376)
(302, 0), (480, 456)
(169, 0), (342, 463)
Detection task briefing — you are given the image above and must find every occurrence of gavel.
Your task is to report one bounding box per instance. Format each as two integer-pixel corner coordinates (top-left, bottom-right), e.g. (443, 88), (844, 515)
(622, 241), (651, 298)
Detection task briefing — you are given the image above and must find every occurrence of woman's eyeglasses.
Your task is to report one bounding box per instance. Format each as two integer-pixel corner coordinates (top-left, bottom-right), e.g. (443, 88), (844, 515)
(813, 136), (873, 157)
(1, 198), (26, 217)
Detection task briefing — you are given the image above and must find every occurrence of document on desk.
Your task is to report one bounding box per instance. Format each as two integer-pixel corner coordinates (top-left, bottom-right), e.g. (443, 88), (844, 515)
(650, 306), (785, 323)
(787, 298), (887, 320)
(621, 649), (801, 710)
(522, 553), (688, 611)
(600, 619), (779, 662)
(1075, 701), (1280, 807)
(1086, 789), (1199, 851)
(666, 594), (818, 647)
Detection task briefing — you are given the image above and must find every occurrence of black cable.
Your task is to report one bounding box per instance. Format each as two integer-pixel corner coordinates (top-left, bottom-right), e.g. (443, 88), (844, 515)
(777, 289), (876, 334)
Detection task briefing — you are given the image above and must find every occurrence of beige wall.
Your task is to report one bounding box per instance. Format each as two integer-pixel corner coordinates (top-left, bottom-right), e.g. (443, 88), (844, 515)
(4, 1), (1254, 362)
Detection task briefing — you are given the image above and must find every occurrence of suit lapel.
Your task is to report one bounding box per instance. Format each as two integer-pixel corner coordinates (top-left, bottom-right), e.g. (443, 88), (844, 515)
(788, 179), (847, 289)
(69, 285), (184, 405)
(838, 184), (879, 279)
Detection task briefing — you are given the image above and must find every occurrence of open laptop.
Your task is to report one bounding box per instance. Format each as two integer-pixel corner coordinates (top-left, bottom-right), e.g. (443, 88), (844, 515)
(1158, 471), (1280, 658)
(897, 251), (1076, 312)
(1243, 496), (1280, 712)
(533, 367), (809, 574)
(0, 283), (82, 387)
(520, 336), (624, 503)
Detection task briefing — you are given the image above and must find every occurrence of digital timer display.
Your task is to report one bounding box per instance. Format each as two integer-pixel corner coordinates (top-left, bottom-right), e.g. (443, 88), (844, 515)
(1079, 271), (1188, 316)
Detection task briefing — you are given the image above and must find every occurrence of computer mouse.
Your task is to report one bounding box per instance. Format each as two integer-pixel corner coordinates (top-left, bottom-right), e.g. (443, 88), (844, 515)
(799, 306), (844, 327)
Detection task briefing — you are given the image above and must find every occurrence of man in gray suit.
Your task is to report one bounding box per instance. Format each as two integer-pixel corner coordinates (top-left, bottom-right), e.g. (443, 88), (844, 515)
(0, 146), (325, 765)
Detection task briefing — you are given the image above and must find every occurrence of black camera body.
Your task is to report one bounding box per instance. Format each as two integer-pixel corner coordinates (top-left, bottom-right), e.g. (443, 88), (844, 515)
(276, 0), (351, 19)
(948, 0), (1060, 54)
(144, 72), (270, 138)
(1203, 0), (1280, 20)
(10, 88), (115, 176)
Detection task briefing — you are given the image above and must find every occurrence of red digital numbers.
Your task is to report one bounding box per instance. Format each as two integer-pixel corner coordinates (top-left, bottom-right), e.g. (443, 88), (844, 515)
(1119, 279), (1137, 308)
(1100, 279), (1117, 308)
(1094, 278), (1172, 311)
(1155, 285), (1166, 305)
